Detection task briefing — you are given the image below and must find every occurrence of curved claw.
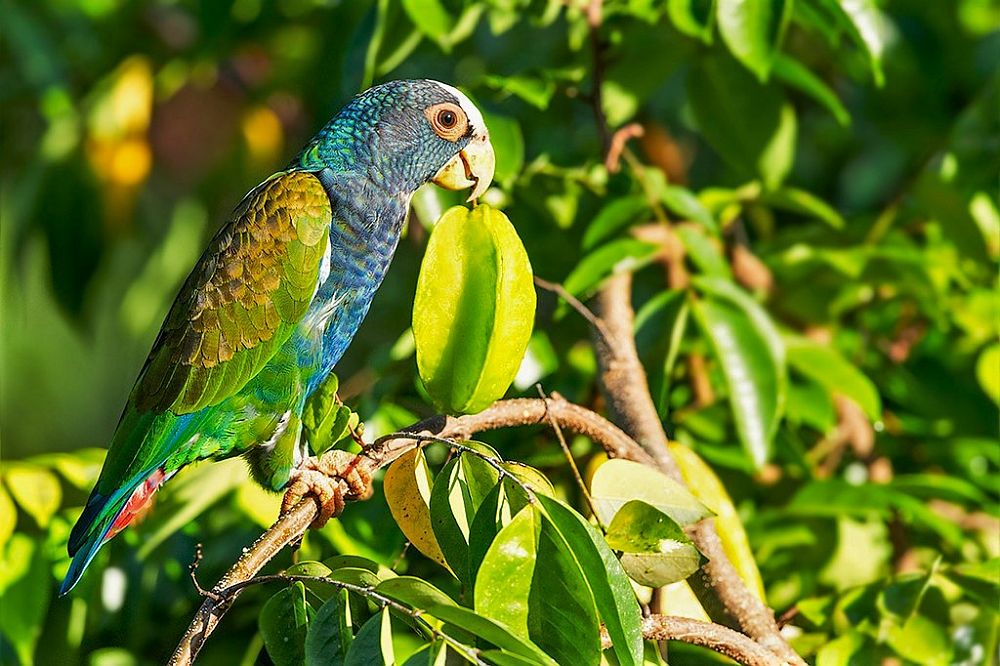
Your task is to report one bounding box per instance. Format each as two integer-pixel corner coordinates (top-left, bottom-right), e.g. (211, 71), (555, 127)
(280, 451), (372, 529)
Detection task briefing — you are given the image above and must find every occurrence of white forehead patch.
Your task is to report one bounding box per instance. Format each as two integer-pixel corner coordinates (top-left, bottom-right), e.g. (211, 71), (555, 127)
(431, 81), (487, 137)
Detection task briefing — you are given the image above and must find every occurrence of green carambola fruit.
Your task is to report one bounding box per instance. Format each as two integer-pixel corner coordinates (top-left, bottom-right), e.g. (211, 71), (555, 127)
(414, 204), (535, 414)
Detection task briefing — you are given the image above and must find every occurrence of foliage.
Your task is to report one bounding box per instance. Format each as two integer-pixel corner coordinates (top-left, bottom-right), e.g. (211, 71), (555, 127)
(1, 0), (998, 664)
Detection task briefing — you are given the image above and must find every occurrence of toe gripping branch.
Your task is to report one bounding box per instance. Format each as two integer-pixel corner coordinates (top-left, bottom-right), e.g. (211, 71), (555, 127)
(280, 450), (373, 528)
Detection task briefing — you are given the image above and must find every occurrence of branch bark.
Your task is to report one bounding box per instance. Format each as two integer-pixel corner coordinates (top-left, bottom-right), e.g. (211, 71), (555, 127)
(600, 615), (784, 666)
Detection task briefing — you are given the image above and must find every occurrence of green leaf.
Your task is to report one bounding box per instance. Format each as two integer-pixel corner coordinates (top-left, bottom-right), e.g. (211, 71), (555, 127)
(0, 485), (15, 549)
(582, 196), (650, 250)
(4, 464), (61, 529)
(474, 505), (602, 666)
(606, 500), (705, 587)
(689, 52), (796, 189)
(820, 0), (886, 86)
(675, 226), (731, 278)
(401, 0), (453, 50)
(422, 605), (557, 665)
(485, 74), (557, 110)
(976, 343), (1000, 404)
(590, 459), (713, 527)
(305, 590), (353, 666)
(762, 186), (846, 229)
(772, 55), (850, 126)
(691, 280), (786, 467)
(344, 607), (394, 666)
(429, 453), (500, 584)
(376, 576), (457, 612)
(414, 204), (536, 414)
(562, 239), (660, 299)
(0, 535), (51, 666)
(481, 110), (525, 188)
(716, 0), (792, 80)
(816, 632), (876, 666)
(661, 185), (718, 232)
(943, 559), (1000, 609)
(260, 582), (313, 666)
(784, 334), (880, 419)
(474, 506), (535, 637)
(536, 495), (644, 666)
(668, 0), (715, 43)
(886, 614), (953, 665)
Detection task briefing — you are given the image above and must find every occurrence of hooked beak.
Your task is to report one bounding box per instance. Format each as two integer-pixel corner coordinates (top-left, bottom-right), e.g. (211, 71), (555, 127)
(432, 133), (495, 202)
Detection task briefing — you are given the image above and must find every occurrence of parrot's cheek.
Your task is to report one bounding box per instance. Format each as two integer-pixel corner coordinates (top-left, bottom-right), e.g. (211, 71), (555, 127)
(432, 135), (495, 202)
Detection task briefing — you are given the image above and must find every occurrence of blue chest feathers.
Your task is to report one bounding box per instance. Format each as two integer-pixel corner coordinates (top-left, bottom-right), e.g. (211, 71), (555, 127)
(295, 169), (409, 396)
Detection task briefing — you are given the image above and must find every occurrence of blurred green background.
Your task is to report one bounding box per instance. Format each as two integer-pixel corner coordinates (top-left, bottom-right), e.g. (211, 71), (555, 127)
(1, 0), (998, 664)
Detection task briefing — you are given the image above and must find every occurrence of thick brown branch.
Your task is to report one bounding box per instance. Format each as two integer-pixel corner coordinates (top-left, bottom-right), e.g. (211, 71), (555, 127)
(591, 272), (680, 477)
(589, 273), (805, 666)
(170, 396), (651, 665)
(600, 615), (783, 666)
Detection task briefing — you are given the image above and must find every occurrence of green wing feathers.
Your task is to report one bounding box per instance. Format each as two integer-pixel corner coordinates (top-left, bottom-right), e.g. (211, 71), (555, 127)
(135, 171), (332, 414)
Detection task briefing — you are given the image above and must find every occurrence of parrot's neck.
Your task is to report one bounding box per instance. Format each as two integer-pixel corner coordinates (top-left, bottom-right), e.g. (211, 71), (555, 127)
(297, 167), (411, 397)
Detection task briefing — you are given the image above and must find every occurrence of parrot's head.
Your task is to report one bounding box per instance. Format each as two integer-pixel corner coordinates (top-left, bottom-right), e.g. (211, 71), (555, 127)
(300, 79), (495, 202)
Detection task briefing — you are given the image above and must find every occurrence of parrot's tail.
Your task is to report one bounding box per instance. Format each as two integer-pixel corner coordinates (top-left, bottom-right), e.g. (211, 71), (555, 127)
(60, 466), (175, 596)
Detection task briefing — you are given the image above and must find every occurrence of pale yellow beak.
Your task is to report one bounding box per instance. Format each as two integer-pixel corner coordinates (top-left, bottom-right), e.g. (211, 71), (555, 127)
(432, 133), (495, 202)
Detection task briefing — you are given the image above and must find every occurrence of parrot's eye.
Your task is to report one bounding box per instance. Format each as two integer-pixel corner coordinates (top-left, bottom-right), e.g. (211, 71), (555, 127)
(425, 102), (468, 142)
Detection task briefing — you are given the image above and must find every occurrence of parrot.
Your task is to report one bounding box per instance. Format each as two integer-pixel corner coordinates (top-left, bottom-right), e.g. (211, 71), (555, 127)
(60, 79), (495, 595)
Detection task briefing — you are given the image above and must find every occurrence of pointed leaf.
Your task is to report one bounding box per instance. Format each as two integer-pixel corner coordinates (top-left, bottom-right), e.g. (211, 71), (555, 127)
(535, 495), (644, 666)
(716, 0), (793, 80)
(344, 607), (394, 666)
(260, 582), (313, 666)
(306, 590), (353, 666)
(784, 334), (880, 419)
(384, 449), (450, 570)
(590, 459), (713, 527)
(606, 500), (706, 587)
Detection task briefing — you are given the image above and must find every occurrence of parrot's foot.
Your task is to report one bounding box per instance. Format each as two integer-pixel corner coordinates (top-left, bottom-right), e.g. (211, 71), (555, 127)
(281, 451), (372, 529)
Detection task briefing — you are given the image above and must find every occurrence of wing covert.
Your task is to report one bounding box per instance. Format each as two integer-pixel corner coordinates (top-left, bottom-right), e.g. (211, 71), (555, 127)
(134, 171), (332, 414)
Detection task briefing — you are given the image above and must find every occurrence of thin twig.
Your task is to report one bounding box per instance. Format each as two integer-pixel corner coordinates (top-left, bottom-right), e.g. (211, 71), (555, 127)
(536, 385), (604, 529)
(534, 275), (614, 344)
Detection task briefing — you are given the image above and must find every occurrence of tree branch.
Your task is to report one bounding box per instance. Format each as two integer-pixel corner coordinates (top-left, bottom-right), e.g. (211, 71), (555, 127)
(600, 615), (784, 666)
(169, 396), (652, 665)
(588, 273), (806, 666)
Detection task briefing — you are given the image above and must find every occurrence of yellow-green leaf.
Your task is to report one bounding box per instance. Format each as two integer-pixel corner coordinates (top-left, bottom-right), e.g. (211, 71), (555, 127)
(590, 459), (713, 528)
(669, 442), (766, 600)
(5, 465), (61, 529)
(384, 449), (450, 570)
(413, 204), (535, 414)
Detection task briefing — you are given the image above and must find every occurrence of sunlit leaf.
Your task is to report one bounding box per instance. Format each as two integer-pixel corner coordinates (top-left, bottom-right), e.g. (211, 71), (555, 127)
(384, 449), (449, 570)
(716, 0), (793, 80)
(669, 443), (766, 599)
(661, 185), (718, 232)
(772, 55), (850, 126)
(763, 185), (846, 229)
(475, 505), (602, 666)
(605, 500), (705, 587)
(562, 239), (660, 299)
(784, 334), (880, 420)
(4, 465), (61, 529)
(582, 196), (650, 250)
(668, 0), (715, 43)
(535, 495), (644, 666)
(590, 459), (713, 527)
(692, 279), (786, 466)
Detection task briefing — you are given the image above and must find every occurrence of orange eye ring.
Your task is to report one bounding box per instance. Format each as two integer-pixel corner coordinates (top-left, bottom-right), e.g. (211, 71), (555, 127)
(425, 102), (468, 141)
